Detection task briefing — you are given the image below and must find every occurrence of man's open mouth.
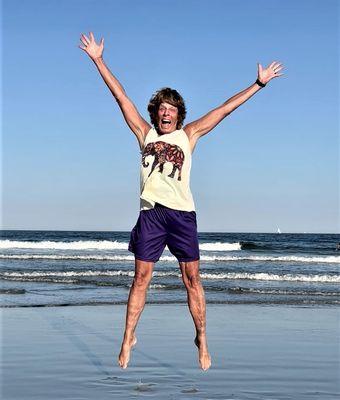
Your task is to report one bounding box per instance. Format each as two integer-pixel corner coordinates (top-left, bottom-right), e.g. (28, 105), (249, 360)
(161, 119), (171, 125)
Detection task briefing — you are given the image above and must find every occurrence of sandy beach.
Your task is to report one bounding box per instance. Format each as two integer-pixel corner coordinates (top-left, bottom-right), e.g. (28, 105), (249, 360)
(2, 304), (339, 399)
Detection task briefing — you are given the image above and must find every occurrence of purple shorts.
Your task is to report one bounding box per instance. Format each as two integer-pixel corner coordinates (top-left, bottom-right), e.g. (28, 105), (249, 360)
(128, 203), (200, 263)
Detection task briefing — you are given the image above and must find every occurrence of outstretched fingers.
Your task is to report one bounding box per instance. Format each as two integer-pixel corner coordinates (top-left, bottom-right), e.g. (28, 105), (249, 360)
(80, 32), (103, 47)
(273, 62), (284, 78)
(81, 33), (90, 44)
(78, 31), (104, 59)
(80, 36), (88, 47)
(274, 63), (283, 70)
(269, 61), (279, 69)
(268, 61), (284, 78)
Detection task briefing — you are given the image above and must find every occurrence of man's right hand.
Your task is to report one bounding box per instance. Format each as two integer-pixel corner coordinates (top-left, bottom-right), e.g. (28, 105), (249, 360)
(79, 32), (104, 60)
(79, 32), (151, 150)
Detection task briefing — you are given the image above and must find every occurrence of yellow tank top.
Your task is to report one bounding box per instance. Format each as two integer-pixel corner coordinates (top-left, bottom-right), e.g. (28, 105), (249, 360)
(139, 128), (196, 211)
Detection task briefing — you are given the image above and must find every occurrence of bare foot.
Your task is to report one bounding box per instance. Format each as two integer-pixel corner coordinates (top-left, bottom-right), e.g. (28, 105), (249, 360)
(118, 334), (137, 369)
(194, 335), (211, 371)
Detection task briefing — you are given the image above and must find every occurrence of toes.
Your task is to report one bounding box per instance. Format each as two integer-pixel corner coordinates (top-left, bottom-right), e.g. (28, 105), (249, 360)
(118, 354), (129, 369)
(118, 359), (128, 369)
(199, 354), (211, 371)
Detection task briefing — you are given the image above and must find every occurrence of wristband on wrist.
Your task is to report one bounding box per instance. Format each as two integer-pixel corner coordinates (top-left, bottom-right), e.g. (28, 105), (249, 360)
(256, 78), (266, 88)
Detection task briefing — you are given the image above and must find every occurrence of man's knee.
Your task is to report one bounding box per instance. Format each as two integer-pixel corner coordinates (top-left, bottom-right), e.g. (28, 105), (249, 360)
(133, 259), (154, 288)
(133, 271), (152, 288)
(184, 274), (201, 289)
(180, 261), (201, 289)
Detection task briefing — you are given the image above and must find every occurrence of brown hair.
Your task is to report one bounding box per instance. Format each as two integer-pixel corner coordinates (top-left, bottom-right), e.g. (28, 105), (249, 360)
(147, 87), (186, 129)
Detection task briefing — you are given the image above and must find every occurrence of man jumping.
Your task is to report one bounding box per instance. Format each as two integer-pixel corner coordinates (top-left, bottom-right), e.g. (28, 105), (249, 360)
(79, 32), (284, 371)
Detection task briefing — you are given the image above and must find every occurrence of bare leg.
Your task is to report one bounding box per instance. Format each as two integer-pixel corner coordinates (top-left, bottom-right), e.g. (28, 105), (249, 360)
(180, 260), (211, 371)
(118, 259), (154, 369)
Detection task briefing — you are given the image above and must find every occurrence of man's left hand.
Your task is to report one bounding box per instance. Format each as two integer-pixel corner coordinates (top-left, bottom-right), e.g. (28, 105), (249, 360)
(257, 61), (284, 85)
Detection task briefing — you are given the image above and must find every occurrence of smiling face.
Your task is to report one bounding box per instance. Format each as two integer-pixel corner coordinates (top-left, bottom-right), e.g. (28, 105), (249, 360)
(157, 102), (179, 134)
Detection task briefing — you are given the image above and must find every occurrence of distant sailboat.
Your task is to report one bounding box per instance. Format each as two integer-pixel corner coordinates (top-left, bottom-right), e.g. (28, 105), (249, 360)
(277, 228), (281, 234)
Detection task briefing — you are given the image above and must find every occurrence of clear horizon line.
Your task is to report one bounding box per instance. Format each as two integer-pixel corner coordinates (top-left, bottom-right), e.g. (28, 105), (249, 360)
(0, 228), (339, 235)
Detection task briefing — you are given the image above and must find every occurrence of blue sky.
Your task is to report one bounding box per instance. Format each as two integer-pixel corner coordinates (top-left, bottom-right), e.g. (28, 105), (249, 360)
(3, 0), (339, 232)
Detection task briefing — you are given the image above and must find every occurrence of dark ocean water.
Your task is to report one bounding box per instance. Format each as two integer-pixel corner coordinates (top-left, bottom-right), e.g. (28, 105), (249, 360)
(1, 230), (339, 307)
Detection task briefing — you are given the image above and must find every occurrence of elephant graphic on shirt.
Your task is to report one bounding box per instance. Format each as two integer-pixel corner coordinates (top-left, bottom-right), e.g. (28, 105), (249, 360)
(142, 141), (185, 181)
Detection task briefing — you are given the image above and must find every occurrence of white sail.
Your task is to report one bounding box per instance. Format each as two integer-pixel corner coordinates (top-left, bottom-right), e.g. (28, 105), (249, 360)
(277, 228), (281, 234)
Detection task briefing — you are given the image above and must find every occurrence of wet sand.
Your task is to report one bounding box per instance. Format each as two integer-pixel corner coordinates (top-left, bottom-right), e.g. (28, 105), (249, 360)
(2, 304), (339, 399)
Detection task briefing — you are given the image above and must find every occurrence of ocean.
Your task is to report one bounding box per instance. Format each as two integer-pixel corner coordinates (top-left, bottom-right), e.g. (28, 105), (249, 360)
(1, 230), (339, 307)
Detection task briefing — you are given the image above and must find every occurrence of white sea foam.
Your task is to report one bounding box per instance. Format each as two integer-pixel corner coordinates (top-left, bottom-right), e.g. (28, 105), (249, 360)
(0, 240), (241, 252)
(199, 242), (241, 251)
(201, 255), (340, 264)
(0, 253), (339, 264)
(149, 284), (167, 289)
(0, 254), (136, 261)
(229, 287), (340, 296)
(199, 272), (340, 283)
(0, 240), (127, 250)
(2, 270), (136, 278)
(2, 269), (339, 283)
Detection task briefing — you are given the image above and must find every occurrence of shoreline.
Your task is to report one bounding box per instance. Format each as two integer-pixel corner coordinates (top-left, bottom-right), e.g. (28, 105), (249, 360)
(2, 303), (339, 399)
(2, 301), (340, 308)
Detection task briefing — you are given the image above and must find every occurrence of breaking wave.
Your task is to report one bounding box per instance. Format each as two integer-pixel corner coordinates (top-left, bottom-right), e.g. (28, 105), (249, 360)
(2, 269), (339, 283)
(0, 240), (241, 252)
(0, 254), (338, 264)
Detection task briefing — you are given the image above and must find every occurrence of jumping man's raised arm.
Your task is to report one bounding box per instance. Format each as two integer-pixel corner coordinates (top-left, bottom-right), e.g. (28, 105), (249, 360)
(184, 62), (284, 149)
(79, 32), (151, 150)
